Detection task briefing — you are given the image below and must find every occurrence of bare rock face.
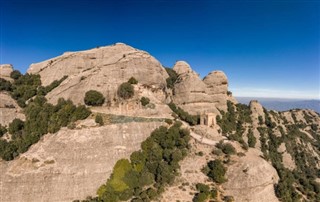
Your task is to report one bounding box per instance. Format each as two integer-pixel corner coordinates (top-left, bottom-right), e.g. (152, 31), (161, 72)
(172, 61), (234, 114)
(224, 149), (280, 202)
(0, 92), (25, 126)
(27, 43), (169, 105)
(0, 121), (165, 202)
(0, 64), (13, 81)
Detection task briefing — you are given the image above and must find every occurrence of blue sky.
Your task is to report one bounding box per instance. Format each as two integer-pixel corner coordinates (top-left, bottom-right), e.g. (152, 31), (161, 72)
(1, 0), (319, 99)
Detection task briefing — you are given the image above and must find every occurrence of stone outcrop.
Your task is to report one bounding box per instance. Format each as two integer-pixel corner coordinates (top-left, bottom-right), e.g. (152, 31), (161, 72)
(0, 92), (25, 126)
(27, 43), (169, 105)
(0, 64), (13, 81)
(0, 121), (165, 202)
(172, 61), (235, 114)
(223, 149), (280, 202)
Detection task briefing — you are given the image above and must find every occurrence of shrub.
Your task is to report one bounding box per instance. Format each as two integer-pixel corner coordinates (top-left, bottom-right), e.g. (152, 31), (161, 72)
(84, 90), (105, 106)
(206, 160), (227, 183)
(118, 82), (134, 99)
(216, 142), (236, 155)
(0, 78), (13, 91)
(165, 68), (178, 89)
(165, 119), (173, 125)
(0, 125), (7, 137)
(10, 70), (22, 80)
(128, 77), (138, 84)
(140, 97), (150, 106)
(8, 118), (24, 134)
(247, 129), (257, 148)
(95, 114), (104, 126)
(168, 102), (199, 126)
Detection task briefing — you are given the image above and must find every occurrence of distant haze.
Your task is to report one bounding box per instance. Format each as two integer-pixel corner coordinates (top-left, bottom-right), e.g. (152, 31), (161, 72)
(237, 97), (320, 113)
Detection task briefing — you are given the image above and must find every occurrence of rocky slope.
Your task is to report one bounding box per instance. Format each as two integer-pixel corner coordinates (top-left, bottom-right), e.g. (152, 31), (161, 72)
(0, 43), (319, 202)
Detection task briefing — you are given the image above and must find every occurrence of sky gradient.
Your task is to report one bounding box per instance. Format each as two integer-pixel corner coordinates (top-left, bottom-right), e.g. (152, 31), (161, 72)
(1, 0), (319, 99)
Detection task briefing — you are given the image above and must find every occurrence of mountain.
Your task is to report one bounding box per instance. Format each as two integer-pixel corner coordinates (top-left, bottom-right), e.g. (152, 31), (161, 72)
(0, 43), (319, 202)
(237, 97), (320, 113)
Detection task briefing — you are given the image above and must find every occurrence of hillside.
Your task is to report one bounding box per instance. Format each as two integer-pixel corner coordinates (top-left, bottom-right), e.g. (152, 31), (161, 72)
(0, 43), (319, 202)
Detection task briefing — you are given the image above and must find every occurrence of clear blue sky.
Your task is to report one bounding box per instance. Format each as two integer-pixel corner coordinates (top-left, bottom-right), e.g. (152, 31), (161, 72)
(1, 0), (319, 99)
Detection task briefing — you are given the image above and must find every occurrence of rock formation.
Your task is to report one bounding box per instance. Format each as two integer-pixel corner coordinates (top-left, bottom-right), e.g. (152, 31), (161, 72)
(172, 61), (236, 115)
(28, 43), (169, 105)
(0, 92), (25, 126)
(223, 149), (280, 202)
(0, 121), (165, 202)
(0, 64), (13, 81)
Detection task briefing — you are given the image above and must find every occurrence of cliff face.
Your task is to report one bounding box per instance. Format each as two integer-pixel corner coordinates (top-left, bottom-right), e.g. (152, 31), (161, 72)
(0, 121), (165, 202)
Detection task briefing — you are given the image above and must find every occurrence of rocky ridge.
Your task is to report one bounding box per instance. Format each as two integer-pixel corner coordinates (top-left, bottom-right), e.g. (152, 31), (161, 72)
(0, 43), (319, 202)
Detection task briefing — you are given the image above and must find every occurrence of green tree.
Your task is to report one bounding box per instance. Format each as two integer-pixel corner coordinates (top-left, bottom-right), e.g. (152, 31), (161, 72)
(95, 114), (104, 126)
(128, 77), (138, 84)
(84, 90), (105, 106)
(8, 118), (24, 134)
(10, 70), (22, 80)
(140, 97), (150, 106)
(118, 82), (134, 99)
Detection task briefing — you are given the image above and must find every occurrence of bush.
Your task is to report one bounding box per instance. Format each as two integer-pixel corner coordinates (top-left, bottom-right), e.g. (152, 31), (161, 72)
(247, 129), (257, 148)
(118, 82), (134, 99)
(95, 114), (104, 126)
(84, 90), (105, 106)
(0, 78), (13, 91)
(216, 142), (236, 155)
(206, 160), (227, 183)
(10, 70), (22, 80)
(165, 68), (178, 89)
(140, 97), (150, 106)
(0, 125), (7, 137)
(8, 118), (24, 134)
(128, 77), (138, 84)
(168, 102), (199, 126)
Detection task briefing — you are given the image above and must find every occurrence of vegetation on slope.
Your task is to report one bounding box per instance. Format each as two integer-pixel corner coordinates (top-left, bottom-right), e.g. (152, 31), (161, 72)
(0, 96), (91, 161)
(0, 69), (90, 161)
(76, 122), (190, 202)
(164, 68), (178, 89)
(168, 102), (199, 126)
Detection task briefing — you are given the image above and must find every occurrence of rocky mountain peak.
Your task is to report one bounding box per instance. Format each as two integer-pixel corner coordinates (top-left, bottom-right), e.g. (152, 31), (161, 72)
(0, 64), (14, 81)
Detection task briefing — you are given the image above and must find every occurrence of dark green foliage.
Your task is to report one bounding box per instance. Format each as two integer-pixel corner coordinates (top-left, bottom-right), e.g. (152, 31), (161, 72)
(0, 78), (13, 91)
(165, 68), (178, 89)
(118, 82), (134, 99)
(193, 183), (218, 202)
(165, 119), (173, 125)
(8, 118), (24, 134)
(140, 97), (150, 106)
(84, 90), (105, 106)
(128, 77), (138, 85)
(10, 73), (41, 107)
(96, 123), (190, 201)
(216, 142), (236, 155)
(204, 159), (227, 184)
(39, 75), (68, 95)
(95, 114), (104, 126)
(216, 101), (251, 149)
(247, 128), (256, 148)
(10, 70), (22, 80)
(0, 125), (7, 137)
(168, 102), (199, 126)
(0, 97), (91, 161)
(258, 116), (264, 125)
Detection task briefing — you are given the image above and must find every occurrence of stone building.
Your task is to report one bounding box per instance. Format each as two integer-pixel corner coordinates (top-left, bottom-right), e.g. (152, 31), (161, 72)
(200, 112), (216, 127)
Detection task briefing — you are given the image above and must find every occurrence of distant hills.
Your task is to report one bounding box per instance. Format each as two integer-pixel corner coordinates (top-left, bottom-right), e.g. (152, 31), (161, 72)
(237, 97), (320, 113)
